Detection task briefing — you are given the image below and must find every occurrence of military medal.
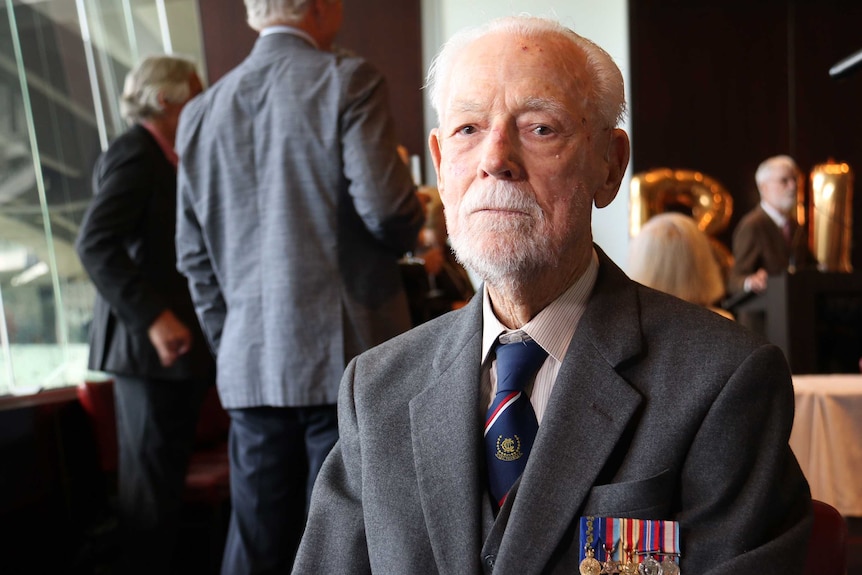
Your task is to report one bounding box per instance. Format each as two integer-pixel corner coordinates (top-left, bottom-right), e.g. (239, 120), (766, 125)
(580, 544), (602, 575)
(579, 516), (680, 575)
(637, 552), (663, 575)
(601, 542), (619, 574)
(636, 522), (664, 574)
(660, 554), (680, 575)
(580, 516), (602, 575)
(619, 545), (638, 575)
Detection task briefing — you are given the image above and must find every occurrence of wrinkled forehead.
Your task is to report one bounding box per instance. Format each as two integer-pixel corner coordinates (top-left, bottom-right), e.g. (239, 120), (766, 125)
(440, 31), (592, 118)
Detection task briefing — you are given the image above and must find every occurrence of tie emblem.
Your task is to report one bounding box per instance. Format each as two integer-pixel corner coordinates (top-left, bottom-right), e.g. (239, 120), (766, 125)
(495, 433), (523, 461)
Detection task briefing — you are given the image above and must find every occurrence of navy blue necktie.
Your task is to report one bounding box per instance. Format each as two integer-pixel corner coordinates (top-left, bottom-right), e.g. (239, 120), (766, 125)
(484, 337), (548, 508)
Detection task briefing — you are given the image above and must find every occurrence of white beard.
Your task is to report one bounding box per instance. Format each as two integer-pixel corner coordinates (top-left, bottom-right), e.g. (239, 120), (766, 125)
(447, 182), (557, 289)
(777, 194), (798, 214)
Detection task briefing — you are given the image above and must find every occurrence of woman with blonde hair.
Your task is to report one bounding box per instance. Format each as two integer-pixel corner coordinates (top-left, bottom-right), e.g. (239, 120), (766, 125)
(629, 212), (733, 319)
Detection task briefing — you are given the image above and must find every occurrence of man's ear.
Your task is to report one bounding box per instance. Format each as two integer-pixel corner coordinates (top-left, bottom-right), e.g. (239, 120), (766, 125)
(156, 90), (169, 112)
(594, 128), (630, 209)
(428, 128), (444, 189)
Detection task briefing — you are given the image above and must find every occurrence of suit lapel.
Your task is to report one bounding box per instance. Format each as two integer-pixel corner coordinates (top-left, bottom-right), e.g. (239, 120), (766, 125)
(410, 298), (486, 575)
(488, 250), (646, 574)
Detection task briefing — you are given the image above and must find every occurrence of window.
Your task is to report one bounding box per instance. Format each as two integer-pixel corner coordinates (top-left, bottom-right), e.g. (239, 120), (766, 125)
(0, 0), (205, 396)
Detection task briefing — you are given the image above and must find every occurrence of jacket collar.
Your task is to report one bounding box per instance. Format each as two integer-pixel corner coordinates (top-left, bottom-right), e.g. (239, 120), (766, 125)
(410, 246), (645, 574)
(488, 248), (645, 572)
(250, 30), (317, 60)
(259, 25), (318, 48)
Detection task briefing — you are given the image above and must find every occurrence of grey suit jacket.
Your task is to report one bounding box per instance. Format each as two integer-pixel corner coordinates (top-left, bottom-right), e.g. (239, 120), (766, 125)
(294, 248), (812, 575)
(175, 32), (424, 408)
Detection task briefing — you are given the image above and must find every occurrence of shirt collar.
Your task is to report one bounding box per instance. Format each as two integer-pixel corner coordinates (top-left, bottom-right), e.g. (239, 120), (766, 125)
(481, 248), (599, 365)
(260, 25), (318, 49)
(760, 201), (788, 227)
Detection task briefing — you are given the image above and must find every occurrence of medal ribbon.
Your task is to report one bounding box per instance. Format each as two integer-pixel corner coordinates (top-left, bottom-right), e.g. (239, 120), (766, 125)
(578, 517), (681, 564)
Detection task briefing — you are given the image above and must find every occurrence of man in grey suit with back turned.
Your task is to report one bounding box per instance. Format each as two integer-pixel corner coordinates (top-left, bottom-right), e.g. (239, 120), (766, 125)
(294, 15), (812, 575)
(175, 0), (424, 572)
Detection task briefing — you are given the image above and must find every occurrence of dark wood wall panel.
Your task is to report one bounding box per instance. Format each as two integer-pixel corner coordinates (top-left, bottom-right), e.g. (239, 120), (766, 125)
(791, 0), (862, 270)
(630, 0), (862, 265)
(197, 1), (257, 84)
(197, 0), (424, 166)
(339, 0), (425, 161)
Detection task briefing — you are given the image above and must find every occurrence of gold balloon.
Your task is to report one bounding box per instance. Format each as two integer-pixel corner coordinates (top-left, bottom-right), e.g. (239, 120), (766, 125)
(629, 168), (735, 282)
(629, 168), (733, 238)
(809, 160), (854, 272)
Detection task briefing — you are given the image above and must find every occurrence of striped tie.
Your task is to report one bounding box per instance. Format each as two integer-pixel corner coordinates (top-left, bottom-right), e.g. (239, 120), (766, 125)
(484, 337), (548, 508)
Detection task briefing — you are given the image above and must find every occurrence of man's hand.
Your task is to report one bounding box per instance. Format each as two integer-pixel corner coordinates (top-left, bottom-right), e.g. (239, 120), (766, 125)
(745, 268), (769, 293)
(148, 309), (192, 367)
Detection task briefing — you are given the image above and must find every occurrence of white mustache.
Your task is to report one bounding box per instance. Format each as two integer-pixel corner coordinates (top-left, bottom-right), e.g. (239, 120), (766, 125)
(459, 183), (541, 216)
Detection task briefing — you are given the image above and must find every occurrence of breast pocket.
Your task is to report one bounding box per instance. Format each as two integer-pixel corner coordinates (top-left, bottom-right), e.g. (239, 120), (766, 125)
(581, 468), (674, 518)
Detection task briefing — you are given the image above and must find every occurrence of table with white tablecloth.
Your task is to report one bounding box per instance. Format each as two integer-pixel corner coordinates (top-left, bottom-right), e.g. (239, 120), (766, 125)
(790, 374), (862, 516)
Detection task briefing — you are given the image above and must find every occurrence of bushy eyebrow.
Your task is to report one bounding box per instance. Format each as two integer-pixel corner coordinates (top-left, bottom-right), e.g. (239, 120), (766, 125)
(447, 99), (485, 116)
(520, 97), (569, 118)
(446, 96), (570, 119)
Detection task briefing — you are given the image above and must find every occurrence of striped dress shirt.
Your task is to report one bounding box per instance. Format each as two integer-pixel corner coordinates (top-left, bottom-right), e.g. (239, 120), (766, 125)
(480, 249), (598, 423)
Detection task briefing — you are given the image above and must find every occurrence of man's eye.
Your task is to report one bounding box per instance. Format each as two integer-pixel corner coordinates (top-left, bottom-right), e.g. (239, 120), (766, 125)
(532, 125), (553, 136)
(457, 125), (477, 135)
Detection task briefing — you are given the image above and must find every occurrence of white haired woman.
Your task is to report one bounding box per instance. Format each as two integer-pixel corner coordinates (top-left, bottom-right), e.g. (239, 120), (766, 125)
(628, 212), (734, 319)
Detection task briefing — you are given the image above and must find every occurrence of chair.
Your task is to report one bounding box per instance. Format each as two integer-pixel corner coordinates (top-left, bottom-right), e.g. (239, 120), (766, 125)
(184, 387), (232, 505)
(804, 499), (848, 575)
(77, 379), (231, 572)
(76, 379), (119, 474)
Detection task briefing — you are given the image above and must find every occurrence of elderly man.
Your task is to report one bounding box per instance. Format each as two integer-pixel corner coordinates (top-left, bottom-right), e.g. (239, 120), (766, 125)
(729, 154), (817, 295)
(76, 55), (211, 574)
(175, 0), (424, 572)
(293, 16), (812, 575)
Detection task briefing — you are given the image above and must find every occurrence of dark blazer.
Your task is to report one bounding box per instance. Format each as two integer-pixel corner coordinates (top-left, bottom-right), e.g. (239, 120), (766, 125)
(294, 248), (812, 575)
(729, 204), (816, 294)
(76, 124), (213, 380)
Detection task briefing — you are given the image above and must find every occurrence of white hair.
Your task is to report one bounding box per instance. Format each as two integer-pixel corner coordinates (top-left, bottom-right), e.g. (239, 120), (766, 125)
(628, 212), (726, 307)
(425, 15), (626, 129)
(120, 55), (197, 124)
(244, 0), (338, 31)
(755, 155), (799, 188)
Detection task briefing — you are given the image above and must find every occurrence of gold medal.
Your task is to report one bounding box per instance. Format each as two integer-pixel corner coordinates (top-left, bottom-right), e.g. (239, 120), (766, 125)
(580, 516), (602, 575)
(579, 545), (602, 575)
